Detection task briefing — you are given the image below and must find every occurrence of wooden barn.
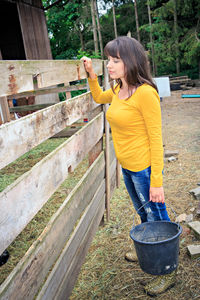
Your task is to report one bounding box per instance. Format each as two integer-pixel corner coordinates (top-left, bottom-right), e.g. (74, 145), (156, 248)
(0, 0), (59, 114)
(0, 0), (52, 60)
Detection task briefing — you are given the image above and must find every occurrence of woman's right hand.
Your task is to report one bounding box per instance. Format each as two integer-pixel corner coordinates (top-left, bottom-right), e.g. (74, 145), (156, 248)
(80, 56), (96, 79)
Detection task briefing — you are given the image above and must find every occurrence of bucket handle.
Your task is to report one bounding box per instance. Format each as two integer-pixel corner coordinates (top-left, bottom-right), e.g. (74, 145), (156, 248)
(132, 201), (181, 229)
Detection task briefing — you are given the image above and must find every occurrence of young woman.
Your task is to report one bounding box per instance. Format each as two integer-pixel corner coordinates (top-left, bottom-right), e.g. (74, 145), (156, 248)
(81, 36), (176, 296)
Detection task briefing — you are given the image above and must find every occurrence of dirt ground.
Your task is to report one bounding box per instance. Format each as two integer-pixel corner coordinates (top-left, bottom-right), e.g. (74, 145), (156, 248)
(70, 88), (200, 300)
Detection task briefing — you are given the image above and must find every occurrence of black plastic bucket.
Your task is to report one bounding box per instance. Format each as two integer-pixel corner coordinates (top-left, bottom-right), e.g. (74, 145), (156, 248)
(130, 204), (182, 275)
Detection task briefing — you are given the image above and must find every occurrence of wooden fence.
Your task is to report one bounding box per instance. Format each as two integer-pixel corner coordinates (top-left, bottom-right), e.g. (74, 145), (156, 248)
(0, 60), (119, 299)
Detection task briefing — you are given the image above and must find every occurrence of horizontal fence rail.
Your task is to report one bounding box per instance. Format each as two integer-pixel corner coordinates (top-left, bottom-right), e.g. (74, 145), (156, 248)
(0, 92), (99, 170)
(0, 60), (102, 97)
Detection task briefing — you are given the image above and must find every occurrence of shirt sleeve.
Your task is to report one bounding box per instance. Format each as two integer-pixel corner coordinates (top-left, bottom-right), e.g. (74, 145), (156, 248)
(138, 87), (164, 187)
(88, 76), (113, 104)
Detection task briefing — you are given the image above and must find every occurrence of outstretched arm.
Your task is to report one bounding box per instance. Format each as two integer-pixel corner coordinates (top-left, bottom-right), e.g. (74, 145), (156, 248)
(81, 56), (113, 104)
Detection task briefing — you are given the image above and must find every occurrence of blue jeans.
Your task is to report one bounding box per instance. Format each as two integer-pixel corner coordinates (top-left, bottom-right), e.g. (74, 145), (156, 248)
(122, 167), (170, 223)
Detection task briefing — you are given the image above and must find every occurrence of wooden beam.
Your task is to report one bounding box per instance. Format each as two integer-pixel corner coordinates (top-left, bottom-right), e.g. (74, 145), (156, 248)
(7, 85), (87, 100)
(0, 97), (10, 123)
(9, 103), (54, 112)
(110, 154), (117, 198)
(116, 160), (121, 188)
(105, 104), (110, 221)
(103, 61), (111, 221)
(0, 60), (103, 97)
(0, 92), (99, 170)
(55, 199), (105, 300)
(0, 113), (104, 255)
(50, 126), (82, 138)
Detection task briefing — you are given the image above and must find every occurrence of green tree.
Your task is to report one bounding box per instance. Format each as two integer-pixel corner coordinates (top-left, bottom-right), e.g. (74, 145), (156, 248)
(43, 0), (93, 59)
(146, 0), (200, 77)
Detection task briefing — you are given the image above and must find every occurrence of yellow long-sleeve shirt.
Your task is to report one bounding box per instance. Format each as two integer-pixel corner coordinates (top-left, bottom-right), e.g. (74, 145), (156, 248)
(88, 77), (164, 187)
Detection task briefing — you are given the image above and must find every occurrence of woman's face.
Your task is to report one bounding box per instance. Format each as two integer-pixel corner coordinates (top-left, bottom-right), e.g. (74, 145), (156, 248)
(107, 56), (125, 80)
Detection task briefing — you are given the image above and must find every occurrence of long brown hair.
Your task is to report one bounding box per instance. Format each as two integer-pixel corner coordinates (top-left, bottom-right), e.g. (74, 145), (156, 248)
(104, 36), (158, 93)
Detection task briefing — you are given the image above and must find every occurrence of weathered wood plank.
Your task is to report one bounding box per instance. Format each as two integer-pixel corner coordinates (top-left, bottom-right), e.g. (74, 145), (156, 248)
(7, 84), (87, 100)
(50, 126), (82, 138)
(55, 198), (105, 300)
(105, 104), (110, 221)
(89, 138), (103, 166)
(0, 60), (103, 97)
(116, 161), (121, 188)
(0, 113), (104, 255)
(0, 96), (10, 123)
(9, 103), (55, 112)
(109, 140), (116, 166)
(0, 92), (99, 170)
(87, 104), (103, 122)
(0, 152), (105, 300)
(51, 106), (103, 140)
(109, 152), (117, 197)
(103, 61), (111, 221)
(37, 181), (105, 300)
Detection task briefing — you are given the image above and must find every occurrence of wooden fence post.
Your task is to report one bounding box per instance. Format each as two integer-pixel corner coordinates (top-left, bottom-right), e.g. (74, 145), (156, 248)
(116, 161), (121, 188)
(103, 61), (111, 221)
(0, 96), (10, 123)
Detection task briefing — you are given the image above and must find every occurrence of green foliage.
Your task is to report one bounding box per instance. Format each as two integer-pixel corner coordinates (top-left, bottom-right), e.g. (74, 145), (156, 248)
(42, 0), (200, 78)
(59, 92), (66, 101)
(180, 28), (200, 66)
(144, 0), (200, 76)
(76, 50), (101, 59)
(44, 0), (93, 59)
(71, 89), (88, 98)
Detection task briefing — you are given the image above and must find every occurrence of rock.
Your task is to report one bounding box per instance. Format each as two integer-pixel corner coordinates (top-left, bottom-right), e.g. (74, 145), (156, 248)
(175, 213), (193, 223)
(190, 207), (195, 212)
(164, 150), (179, 157)
(196, 202), (200, 215)
(176, 213), (187, 223)
(188, 221), (200, 239)
(168, 156), (178, 162)
(189, 187), (200, 200)
(185, 214), (193, 223)
(187, 244), (200, 259)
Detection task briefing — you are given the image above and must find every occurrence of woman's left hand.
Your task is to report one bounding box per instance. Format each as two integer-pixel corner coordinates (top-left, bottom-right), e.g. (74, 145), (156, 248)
(150, 187), (165, 203)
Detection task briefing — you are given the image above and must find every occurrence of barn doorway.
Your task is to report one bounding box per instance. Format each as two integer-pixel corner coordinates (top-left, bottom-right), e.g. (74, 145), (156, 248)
(0, 1), (26, 59)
